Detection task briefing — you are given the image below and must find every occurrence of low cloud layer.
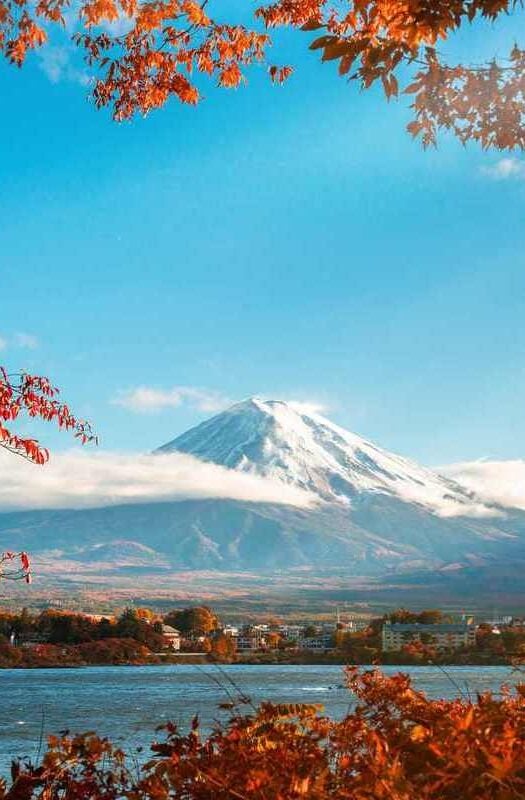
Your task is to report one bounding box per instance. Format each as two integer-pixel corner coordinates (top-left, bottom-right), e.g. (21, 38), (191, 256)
(0, 450), (316, 512)
(441, 459), (525, 511)
(112, 386), (232, 414)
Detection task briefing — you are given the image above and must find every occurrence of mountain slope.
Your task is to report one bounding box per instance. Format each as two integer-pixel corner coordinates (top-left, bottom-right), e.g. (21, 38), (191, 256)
(1, 493), (523, 574)
(158, 398), (493, 518)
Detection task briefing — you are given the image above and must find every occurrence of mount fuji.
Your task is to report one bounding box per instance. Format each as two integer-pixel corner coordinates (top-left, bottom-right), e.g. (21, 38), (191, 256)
(1, 398), (525, 600)
(157, 398), (493, 518)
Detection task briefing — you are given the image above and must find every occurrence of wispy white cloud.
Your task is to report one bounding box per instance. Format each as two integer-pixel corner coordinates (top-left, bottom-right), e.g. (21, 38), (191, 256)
(112, 386), (232, 414)
(36, 2), (133, 87)
(38, 44), (90, 87)
(0, 332), (39, 351)
(441, 459), (525, 511)
(15, 332), (39, 350)
(480, 158), (525, 180)
(0, 450), (316, 512)
(39, 45), (70, 83)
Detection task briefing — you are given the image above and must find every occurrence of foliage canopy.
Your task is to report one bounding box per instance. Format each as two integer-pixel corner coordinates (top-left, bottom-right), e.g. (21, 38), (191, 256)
(1, 1), (525, 147)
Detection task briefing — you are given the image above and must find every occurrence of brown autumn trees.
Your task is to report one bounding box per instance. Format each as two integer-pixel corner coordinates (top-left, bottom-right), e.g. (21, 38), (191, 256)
(0, 1), (524, 148)
(164, 606), (218, 635)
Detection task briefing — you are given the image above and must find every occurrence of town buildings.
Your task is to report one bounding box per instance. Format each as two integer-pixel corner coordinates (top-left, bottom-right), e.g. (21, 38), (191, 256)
(235, 625), (269, 652)
(382, 621), (477, 652)
(296, 633), (334, 651)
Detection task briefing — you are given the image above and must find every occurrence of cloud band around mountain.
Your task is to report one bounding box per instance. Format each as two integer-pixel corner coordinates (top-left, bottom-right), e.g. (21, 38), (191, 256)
(440, 459), (525, 512)
(0, 450), (316, 512)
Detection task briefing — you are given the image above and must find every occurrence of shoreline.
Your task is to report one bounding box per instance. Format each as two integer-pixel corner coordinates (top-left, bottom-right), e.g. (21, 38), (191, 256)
(0, 655), (514, 669)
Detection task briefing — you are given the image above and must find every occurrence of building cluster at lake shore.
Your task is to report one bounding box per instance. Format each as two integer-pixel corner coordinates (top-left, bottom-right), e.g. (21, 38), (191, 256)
(0, 604), (524, 668)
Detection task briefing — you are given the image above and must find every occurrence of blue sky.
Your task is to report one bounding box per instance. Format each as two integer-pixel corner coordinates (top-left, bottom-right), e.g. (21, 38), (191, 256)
(1, 9), (525, 467)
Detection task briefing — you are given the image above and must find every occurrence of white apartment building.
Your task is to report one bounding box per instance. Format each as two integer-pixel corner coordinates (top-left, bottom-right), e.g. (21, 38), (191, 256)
(382, 621), (476, 652)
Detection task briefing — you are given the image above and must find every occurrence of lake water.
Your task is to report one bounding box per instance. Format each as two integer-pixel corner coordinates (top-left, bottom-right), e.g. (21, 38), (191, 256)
(0, 664), (519, 776)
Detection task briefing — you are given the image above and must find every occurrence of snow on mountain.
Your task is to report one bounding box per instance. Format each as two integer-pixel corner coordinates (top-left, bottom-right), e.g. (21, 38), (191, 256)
(157, 398), (496, 519)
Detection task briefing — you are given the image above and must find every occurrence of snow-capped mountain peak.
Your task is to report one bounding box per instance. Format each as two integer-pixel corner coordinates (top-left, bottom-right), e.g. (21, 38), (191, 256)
(157, 398), (494, 518)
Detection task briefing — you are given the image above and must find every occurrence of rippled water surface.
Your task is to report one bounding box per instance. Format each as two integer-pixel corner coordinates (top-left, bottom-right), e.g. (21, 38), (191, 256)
(0, 664), (518, 776)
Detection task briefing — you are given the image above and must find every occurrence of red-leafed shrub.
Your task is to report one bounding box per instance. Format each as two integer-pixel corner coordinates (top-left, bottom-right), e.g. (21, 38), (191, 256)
(2, 668), (524, 799)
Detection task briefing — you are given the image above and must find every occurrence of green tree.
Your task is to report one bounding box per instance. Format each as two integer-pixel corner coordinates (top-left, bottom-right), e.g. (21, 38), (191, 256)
(417, 610), (449, 625)
(388, 608), (418, 624)
(116, 608), (164, 650)
(303, 625), (318, 638)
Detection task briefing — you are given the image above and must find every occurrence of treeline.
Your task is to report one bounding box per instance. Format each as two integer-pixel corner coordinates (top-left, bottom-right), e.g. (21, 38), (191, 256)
(0, 607), (163, 646)
(0, 606), (216, 668)
(1, 605), (524, 668)
(0, 637), (155, 668)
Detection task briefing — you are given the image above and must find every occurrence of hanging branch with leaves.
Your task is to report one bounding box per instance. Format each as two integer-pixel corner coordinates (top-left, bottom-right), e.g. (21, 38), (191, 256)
(0, 368), (97, 465)
(0, 1), (524, 147)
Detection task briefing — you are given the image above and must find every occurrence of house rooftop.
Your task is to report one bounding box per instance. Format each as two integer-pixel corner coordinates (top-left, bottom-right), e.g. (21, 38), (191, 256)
(385, 623), (473, 633)
(161, 624), (181, 635)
